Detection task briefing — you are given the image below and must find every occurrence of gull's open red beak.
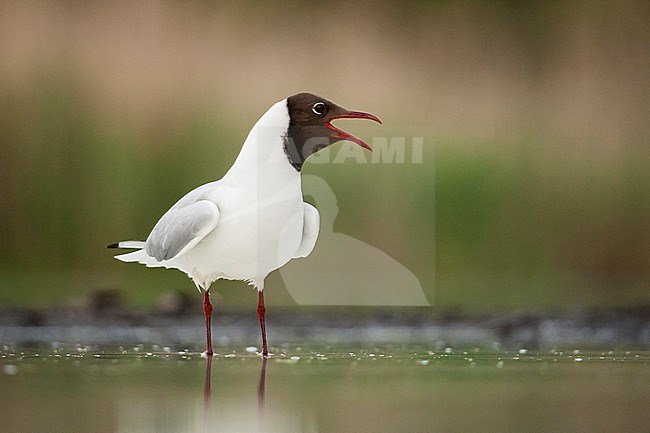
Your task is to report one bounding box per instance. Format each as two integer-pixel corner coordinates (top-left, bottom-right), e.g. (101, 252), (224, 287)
(326, 111), (382, 151)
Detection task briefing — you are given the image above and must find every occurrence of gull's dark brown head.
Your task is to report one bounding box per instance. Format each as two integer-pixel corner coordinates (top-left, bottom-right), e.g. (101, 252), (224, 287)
(284, 93), (381, 171)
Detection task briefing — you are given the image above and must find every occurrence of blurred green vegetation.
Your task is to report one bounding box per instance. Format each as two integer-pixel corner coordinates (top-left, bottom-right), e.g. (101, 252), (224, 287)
(0, 1), (648, 310)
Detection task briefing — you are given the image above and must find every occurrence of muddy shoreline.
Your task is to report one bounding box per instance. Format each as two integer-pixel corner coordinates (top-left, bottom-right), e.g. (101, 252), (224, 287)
(2, 299), (648, 349)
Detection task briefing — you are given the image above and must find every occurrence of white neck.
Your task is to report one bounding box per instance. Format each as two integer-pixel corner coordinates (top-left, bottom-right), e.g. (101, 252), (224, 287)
(223, 99), (300, 191)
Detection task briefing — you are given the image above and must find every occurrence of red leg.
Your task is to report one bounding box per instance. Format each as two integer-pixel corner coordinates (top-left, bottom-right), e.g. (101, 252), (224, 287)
(257, 290), (268, 357)
(203, 290), (214, 356)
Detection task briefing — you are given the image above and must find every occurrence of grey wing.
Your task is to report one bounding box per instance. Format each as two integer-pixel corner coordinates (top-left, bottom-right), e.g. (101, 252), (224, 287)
(145, 200), (220, 262)
(293, 202), (320, 258)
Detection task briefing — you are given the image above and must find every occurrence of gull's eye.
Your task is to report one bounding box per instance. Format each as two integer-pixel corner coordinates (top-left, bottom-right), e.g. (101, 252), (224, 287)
(312, 102), (327, 116)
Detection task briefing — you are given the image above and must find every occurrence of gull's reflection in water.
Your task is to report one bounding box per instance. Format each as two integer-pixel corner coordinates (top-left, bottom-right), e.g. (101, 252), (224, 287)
(203, 354), (213, 432)
(202, 355), (268, 433)
(258, 357), (268, 433)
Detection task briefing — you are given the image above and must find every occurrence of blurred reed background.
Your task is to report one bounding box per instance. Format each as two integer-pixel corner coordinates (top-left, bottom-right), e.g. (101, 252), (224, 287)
(0, 1), (648, 310)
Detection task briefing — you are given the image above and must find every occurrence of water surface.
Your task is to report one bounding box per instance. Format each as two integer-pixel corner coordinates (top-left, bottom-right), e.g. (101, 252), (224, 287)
(2, 345), (649, 433)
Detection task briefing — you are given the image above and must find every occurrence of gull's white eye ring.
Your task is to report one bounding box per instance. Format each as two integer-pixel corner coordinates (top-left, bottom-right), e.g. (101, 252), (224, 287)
(312, 102), (327, 116)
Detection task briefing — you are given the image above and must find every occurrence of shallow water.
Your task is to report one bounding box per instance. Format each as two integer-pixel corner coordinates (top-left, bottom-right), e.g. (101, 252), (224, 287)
(2, 344), (649, 433)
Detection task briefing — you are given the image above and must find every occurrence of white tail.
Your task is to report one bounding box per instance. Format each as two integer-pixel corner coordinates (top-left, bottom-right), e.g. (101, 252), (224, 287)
(111, 243), (180, 270)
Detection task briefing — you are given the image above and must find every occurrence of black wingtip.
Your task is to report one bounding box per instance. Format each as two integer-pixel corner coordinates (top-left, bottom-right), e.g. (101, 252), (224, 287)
(106, 243), (119, 249)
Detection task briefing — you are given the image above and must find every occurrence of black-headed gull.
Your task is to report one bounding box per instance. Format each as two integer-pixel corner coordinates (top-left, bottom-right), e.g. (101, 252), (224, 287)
(108, 93), (381, 356)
